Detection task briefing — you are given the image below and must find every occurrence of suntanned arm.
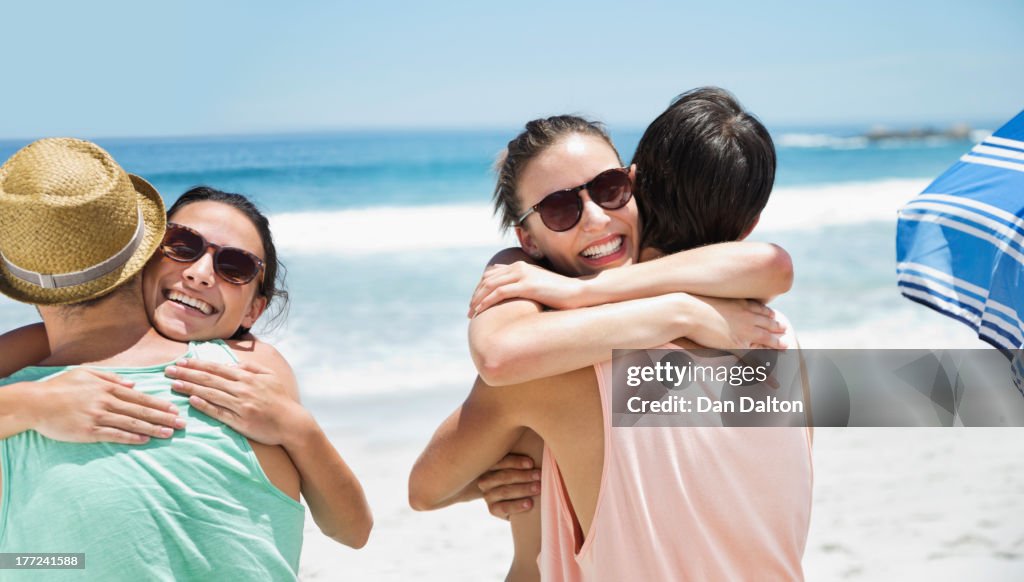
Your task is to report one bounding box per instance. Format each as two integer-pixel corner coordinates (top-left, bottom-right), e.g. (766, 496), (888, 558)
(0, 384), (40, 439)
(193, 340), (373, 549)
(0, 323), (50, 377)
(579, 241), (792, 305)
(410, 369), (596, 509)
(468, 245), (790, 386)
(1, 335), (182, 443)
(409, 377), (534, 511)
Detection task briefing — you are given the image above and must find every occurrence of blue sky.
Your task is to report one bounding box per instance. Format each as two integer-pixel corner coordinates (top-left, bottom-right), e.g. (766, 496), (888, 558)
(2, 0), (1021, 138)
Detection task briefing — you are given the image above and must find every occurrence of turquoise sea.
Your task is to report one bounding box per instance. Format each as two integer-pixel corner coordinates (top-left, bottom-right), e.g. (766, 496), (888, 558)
(0, 128), (993, 426)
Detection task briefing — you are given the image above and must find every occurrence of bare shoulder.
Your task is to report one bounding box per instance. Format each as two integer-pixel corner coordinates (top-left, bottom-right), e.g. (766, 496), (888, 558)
(486, 247), (538, 267)
(225, 337), (300, 400)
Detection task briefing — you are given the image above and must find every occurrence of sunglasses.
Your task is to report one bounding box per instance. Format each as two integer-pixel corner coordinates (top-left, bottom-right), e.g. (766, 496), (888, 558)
(517, 167), (632, 232)
(160, 223), (265, 286)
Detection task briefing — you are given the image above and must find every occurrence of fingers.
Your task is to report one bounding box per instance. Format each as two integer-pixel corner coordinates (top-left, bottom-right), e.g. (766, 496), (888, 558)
(97, 408), (178, 440)
(187, 395), (236, 425)
(475, 284), (521, 316)
(489, 453), (535, 471)
(169, 379), (237, 411)
(488, 496), (535, 520)
(82, 368), (135, 387)
(234, 360), (272, 375)
(165, 364), (241, 396)
(482, 480), (541, 506)
(109, 384), (179, 414)
(469, 265), (508, 316)
(89, 427), (152, 445)
(171, 358), (245, 382)
(108, 387), (186, 429)
(470, 270), (520, 317)
(477, 467), (541, 493)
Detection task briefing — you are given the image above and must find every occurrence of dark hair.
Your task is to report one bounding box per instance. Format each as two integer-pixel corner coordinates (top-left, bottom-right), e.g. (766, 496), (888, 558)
(493, 115), (620, 232)
(631, 87), (776, 253)
(167, 186), (288, 338)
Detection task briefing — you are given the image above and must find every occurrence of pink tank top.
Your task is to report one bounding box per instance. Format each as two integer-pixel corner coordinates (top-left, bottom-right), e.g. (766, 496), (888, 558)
(538, 347), (813, 581)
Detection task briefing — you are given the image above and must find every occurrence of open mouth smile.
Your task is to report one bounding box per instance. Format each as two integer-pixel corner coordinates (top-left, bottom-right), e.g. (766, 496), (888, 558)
(165, 290), (216, 316)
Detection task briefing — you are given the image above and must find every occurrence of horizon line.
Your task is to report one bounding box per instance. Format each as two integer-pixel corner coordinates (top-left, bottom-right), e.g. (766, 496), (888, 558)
(0, 118), (1005, 144)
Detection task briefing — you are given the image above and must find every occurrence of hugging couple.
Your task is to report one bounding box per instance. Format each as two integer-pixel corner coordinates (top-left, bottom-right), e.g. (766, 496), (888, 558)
(0, 86), (809, 580)
(410, 87), (812, 581)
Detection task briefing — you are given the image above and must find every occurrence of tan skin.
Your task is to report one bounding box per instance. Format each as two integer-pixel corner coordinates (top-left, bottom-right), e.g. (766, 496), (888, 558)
(412, 133), (795, 580)
(0, 200), (372, 548)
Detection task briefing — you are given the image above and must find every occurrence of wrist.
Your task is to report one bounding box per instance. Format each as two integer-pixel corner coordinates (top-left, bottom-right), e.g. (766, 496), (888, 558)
(669, 293), (698, 337)
(571, 277), (592, 308)
(2, 383), (44, 433)
(280, 405), (320, 451)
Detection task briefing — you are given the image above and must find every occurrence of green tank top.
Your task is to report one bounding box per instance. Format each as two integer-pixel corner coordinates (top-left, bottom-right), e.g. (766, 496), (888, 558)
(0, 340), (304, 581)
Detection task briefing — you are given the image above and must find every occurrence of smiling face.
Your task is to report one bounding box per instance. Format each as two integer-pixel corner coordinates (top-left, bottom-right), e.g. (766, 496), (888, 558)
(514, 133), (639, 277)
(143, 200), (268, 341)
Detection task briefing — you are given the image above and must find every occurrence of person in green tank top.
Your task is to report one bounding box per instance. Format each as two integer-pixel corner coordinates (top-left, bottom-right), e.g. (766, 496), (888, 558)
(0, 139), (372, 579)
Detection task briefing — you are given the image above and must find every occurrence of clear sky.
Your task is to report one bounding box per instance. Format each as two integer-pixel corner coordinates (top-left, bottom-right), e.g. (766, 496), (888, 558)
(2, 0), (1021, 138)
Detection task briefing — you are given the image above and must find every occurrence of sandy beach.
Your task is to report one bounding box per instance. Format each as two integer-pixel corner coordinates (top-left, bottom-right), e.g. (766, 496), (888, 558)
(296, 425), (1024, 581)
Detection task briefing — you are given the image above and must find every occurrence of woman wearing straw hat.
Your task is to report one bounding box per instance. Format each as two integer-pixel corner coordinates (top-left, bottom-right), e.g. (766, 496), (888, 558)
(0, 138), (371, 579)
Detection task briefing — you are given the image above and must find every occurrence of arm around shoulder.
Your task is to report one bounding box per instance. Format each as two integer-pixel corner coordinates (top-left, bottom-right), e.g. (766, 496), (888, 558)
(0, 323), (50, 377)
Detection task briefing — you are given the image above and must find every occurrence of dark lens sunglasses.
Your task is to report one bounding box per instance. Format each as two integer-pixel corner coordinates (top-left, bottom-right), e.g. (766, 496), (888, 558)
(160, 223), (265, 286)
(517, 167), (632, 232)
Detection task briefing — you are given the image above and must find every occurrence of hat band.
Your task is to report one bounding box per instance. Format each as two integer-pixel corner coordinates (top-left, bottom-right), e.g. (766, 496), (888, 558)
(1, 206), (147, 290)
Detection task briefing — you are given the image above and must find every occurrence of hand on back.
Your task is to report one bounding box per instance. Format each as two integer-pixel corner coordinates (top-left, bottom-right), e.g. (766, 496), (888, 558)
(164, 358), (310, 447)
(33, 368), (184, 444)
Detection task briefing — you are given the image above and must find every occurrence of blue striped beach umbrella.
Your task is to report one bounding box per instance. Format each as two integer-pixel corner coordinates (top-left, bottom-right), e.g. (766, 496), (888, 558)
(896, 110), (1024, 358)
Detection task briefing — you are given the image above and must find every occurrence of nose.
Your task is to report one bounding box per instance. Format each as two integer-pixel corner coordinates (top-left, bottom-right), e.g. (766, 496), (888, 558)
(182, 250), (216, 287)
(578, 189), (612, 232)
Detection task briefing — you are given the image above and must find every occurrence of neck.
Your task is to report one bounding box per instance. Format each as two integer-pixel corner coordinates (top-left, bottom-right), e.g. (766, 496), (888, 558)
(38, 291), (183, 367)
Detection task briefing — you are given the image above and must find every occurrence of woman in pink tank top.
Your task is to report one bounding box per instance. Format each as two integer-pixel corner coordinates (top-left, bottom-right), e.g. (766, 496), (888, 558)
(413, 88), (810, 581)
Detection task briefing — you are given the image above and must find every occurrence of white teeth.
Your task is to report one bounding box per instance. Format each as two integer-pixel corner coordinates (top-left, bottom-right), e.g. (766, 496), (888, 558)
(168, 291), (214, 315)
(581, 236), (623, 259)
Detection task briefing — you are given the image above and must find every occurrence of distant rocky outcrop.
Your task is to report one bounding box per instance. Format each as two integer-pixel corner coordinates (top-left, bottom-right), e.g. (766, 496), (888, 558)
(863, 123), (972, 141)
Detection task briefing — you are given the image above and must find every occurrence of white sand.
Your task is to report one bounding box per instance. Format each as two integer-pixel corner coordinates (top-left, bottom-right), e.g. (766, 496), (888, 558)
(297, 434), (512, 580)
(297, 419), (1024, 580)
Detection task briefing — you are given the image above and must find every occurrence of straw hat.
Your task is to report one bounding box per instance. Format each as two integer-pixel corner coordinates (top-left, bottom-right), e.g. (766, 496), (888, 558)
(0, 138), (166, 305)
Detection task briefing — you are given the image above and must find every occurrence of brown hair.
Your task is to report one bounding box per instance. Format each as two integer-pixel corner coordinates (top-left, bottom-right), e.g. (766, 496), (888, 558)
(493, 115), (620, 232)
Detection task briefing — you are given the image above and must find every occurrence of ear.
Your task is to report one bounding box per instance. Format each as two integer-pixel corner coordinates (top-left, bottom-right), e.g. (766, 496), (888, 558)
(514, 226), (544, 259)
(241, 294), (269, 329)
(738, 214), (761, 240)
(628, 163), (637, 183)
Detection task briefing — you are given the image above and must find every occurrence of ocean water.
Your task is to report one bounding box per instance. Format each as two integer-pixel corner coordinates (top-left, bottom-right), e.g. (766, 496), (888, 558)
(0, 129), (992, 411)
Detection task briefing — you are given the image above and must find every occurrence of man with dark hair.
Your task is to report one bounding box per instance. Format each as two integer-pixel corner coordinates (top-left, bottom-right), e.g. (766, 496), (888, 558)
(633, 86), (776, 254)
(411, 88), (810, 580)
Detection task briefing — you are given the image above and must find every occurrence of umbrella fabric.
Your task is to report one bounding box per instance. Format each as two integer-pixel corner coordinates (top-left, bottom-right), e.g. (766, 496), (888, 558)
(896, 110), (1024, 356)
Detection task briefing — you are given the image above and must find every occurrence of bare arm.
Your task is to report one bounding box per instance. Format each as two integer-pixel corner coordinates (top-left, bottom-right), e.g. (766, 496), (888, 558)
(468, 252), (784, 386)
(0, 368), (182, 442)
(470, 242), (792, 314)
(409, 379), (526, 511)
(0, 323), (50, 377)
(168, 342), (373, 549)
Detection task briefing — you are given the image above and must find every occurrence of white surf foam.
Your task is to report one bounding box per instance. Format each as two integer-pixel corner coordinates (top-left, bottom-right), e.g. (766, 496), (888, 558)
(757, 178), (929, 234)
(270, 204), (515, 256)
(270, 179), (931, 257)
(776, 133), (869, 149)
